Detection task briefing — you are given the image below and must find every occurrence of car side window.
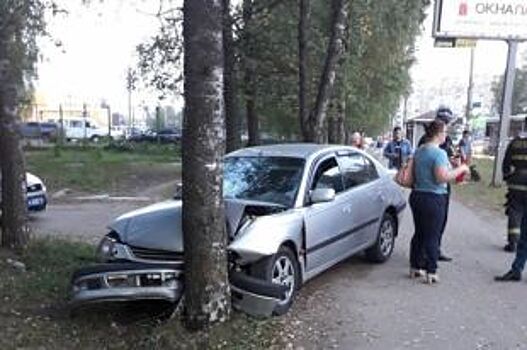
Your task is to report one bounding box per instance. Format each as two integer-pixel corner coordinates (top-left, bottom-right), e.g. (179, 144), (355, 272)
(311, 157), (344, 193)
(338, 153), (378, 189)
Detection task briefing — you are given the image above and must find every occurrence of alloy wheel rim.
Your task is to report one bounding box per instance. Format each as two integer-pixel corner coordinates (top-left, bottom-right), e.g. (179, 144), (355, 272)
(271, 256), (295, 305)
(379, 219), (394, 256)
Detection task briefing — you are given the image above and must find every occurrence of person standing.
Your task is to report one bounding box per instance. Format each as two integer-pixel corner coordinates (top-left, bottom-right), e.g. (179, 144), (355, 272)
(418, 106), (456, 262)
(384, 126), (413, 170)
(350, 132), (364, 149)
(500, 125), (527, 253)
(495, 124), (527, 280)
(458, 130), (473, 165)
(409, 120), (469, 283)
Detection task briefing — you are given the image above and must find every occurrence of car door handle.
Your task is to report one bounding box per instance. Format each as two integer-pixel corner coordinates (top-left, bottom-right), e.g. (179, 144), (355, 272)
(342, 205), (352, 214)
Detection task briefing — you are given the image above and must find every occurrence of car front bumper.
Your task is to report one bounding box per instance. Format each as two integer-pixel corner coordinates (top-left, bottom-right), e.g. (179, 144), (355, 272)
(71, 263), (286, 317)
(27, 193), (47, 211)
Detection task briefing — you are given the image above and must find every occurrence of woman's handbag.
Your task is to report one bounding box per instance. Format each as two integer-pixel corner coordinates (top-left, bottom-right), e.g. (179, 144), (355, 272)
(394, 157), (414, 188)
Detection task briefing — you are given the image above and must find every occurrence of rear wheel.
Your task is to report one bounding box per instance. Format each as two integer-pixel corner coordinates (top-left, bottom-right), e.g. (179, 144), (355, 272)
(365, 212), (396, 263)
(251, 246), (300, 315)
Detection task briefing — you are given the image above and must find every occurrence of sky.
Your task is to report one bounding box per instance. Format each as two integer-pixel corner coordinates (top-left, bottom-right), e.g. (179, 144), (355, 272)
(35, 1), (526, 118)
(36, 0), (169, 114)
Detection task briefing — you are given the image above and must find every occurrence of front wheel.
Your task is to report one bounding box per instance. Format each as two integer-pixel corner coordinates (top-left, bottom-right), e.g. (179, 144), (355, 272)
(250, 246), (300, 316)
(365, 212), (396, 263)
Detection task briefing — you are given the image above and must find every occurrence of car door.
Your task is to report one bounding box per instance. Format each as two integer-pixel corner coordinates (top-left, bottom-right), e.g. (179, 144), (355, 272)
(337, 152), (384, 248)
(304, 155), (352, 274)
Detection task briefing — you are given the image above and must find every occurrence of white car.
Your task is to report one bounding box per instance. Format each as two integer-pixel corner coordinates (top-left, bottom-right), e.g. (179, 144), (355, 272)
(0, 172), (47, 212)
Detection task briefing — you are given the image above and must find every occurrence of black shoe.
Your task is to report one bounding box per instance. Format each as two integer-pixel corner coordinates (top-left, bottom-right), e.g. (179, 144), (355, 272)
(495, 270), (522, 282)
(438, 254), (453, 262)
(504, 242), (517, 253)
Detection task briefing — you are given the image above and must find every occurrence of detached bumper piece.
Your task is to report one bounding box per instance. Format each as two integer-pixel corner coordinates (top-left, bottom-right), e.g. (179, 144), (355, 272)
(70, 263), (183, 307)
(70, 263), (287, 318)
(230, 271), (288, 317)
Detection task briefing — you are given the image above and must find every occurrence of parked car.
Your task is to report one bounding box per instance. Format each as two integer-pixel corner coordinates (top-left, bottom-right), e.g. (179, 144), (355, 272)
(0, 172), (47, 212)
(128, 128), (182, 144)
(128, 129), (157, 143)
(71, 144), (406, 316)
(156, 128), (181, 143)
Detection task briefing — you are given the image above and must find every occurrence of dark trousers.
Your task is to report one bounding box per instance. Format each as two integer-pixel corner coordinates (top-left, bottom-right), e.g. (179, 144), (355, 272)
(510, 193), (527, 273)
(409, 191), (448, 274)
(506, 190), (523, 243)
(438, 184), (450, 252)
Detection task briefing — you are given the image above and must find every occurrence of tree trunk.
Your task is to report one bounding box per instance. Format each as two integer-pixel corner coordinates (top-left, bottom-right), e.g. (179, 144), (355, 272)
(335, 99), (346, 144)
(307, 0), (349, 143)
(182, 0), (230, 330)
(243, 0), (259, 146)
(298, 0), (311, 141)
(327, 116), (335, 143)
(223, 0), (242, 153)
(0, 57), (29, 250)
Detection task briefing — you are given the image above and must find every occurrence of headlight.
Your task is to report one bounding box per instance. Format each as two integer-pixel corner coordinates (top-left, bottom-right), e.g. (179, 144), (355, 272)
(97, 236), (117, 261)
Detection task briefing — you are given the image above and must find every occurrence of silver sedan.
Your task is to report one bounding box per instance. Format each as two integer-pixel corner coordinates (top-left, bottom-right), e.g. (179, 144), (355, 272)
(71, 144), (406, 316)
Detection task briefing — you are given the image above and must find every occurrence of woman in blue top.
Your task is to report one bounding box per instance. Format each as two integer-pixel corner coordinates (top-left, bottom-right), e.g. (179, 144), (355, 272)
(409, 120), (469, 284)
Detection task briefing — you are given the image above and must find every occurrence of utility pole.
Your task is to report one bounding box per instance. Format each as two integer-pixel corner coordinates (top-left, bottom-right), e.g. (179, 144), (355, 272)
(492, 40), (518, 187)
(465, 47), (475, 126)
(59, 104), (64, 147)
(82, 103), (88, 142)
(126, 68), (135, 129)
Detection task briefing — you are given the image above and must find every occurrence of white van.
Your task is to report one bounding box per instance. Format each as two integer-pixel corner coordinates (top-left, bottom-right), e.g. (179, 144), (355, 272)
(64, 118), (108, 142)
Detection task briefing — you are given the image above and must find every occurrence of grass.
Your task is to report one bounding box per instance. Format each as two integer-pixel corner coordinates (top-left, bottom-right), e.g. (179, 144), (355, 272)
(0, 238), (283, 350)
(25, 144), (181, 194)
(452, 157), (506, 212)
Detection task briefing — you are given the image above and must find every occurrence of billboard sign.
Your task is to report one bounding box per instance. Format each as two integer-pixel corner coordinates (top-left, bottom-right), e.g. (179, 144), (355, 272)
(433, 0), (527, 40)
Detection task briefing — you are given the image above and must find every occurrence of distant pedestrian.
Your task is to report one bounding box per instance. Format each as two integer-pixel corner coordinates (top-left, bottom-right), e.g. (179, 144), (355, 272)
(409, 119), (469, 284)
(350, 132), (364, 149)
(384, 126), (413, 170)
(458, 130), (473, 165)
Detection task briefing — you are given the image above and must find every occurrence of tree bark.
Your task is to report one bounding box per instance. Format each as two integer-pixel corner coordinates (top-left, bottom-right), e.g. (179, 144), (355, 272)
(223, 0), (242, 153)
(0, 57), (29, 250)
(243, 0), (259, 146)
(335, 99), (346, 144)
(298, 0), (310, 141)
(182, 0), (230, 330)
(307, 0), (349, 143)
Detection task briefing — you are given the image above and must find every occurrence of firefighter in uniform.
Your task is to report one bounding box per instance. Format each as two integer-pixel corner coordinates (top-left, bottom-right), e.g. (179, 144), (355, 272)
(502, 129), (527, 252)
(495, 124), (527, 281)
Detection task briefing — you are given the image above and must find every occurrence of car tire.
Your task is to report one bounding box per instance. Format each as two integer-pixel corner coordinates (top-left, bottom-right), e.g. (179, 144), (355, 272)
(91, 136), (100, 143)
(250, 246), (300, 316)
(365, 212), (396, 263)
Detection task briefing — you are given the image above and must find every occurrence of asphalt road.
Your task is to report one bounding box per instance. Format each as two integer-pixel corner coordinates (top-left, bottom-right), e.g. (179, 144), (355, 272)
(29, 201), (145, 244)
(281, 195), (527, 350)
(28, 194), (527, 349)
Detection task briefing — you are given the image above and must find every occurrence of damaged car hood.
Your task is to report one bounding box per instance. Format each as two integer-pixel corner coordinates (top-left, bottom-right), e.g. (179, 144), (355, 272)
(108, 199), (286, 252)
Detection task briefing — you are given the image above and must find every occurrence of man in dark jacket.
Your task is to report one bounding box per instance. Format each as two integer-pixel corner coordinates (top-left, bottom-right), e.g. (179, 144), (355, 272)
(495, 121), (527, 281)
(418, 106), (456, 262)
(384, 126), (413, 170)
(500, 126), (527, 253)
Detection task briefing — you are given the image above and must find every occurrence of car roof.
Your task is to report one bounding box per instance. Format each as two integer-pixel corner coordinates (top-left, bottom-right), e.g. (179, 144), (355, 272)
(226, 143), (360, 160)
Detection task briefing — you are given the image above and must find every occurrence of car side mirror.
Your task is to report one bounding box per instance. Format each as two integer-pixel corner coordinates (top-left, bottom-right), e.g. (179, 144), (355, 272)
(310, 188), (335, 204)
(173, 182), (182, 200)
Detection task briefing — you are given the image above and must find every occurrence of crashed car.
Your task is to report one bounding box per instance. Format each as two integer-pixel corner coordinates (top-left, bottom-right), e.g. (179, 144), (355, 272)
(71, 144), (406, 316)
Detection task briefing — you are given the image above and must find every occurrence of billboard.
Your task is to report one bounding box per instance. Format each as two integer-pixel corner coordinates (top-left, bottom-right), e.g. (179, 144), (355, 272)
(433, 0), (527, 40)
